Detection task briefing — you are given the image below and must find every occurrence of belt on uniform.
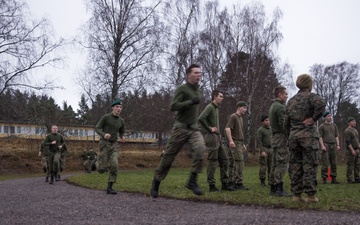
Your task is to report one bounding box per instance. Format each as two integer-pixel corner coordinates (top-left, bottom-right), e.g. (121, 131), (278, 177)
(102, 139), (117, 143)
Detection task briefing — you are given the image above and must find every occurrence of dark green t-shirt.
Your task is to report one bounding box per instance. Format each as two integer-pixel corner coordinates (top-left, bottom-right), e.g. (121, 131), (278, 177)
(345, 127), (359, 149)
(226, 113), (244, 141)
(318, 122), (339, 143)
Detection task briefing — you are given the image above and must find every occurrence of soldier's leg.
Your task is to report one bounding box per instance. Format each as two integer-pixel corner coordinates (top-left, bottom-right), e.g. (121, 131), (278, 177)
(53, 152), (61, 181)
(205, 133), (219, 188)
(266, 148), (273, 183)
(302, 138), (318, 197)
(227, 146), (235, 186)
(96, 140), (111, 173)
(289, 139), (303, 195)
(218, 144), (229, 185)
(346, 151), (355, 182)
(274, 143), (289, 185)
(108, 143), (120, 183)
(259, 154), (267, 181)
(354, 152), (360, 182)
(320, 148), (329, 181)
(154, 127), (189, 181)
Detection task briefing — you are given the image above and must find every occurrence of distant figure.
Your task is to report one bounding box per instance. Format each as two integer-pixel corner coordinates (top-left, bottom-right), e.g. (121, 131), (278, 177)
(81, 149), (90, 173)
(318, 111), (341, 184)
(87, 148), (97, 172)
(344, 117), (360, 184)
(225, 101), (249, 190)
(285, 74), (325, 203)
(93, 99), (126, 195)
(43, 125), (65, 184)
(38, 143), (50, 182)
(150, 64), (206, 198)
(256, 115), (272, 186)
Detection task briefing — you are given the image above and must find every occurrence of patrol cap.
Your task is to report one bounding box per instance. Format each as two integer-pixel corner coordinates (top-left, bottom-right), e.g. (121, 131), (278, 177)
(260, 115), (269, 122)
(236, 101), (247, 108)
(322, 111), (330, 118)
(111, 99), (122, 107)
(347, 117), (355, 123)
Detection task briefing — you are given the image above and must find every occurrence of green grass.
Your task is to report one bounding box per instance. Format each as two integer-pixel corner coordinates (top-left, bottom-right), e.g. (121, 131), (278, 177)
(66, 164), (360, 212)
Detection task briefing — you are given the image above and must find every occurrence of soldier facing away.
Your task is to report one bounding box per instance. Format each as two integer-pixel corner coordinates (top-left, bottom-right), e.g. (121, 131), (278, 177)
(150, 64), (206, 198)
(285, 74), (325, 203)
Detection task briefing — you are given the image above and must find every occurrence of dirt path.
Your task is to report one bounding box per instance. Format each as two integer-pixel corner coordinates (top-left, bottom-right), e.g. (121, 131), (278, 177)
(0, 175), (359, 225)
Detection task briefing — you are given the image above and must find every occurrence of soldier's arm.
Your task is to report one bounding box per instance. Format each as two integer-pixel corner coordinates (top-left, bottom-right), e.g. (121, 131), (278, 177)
(198, 105), (212, 133)
(170, 87), (193, 111)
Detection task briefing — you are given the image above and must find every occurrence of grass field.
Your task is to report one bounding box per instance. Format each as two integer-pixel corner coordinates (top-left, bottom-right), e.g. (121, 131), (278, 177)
(66, 164), (360, 212)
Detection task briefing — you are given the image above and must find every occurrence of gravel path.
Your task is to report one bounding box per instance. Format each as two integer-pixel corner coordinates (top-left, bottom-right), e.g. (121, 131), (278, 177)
(0, 175), (359, 225)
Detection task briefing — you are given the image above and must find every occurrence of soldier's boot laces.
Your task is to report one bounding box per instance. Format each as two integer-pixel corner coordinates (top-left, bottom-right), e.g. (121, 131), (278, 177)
(107, 182), (117, 195)
(186, 172), (203, 196)
(274, 183), (292, 197)
(150, 178), (161, 198)
(331, 176), (340, 184)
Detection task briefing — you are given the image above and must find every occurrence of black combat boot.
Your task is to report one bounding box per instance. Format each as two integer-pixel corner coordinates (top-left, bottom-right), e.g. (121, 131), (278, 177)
(270, 184), (276, 195)
(260, 179), (266, 186)
(274, 183), (292, 197)
(235, 183), (249, 190)
(150, 178), (161, 198)
(186, 173), (203, 195)
(45, 176), (49, 182)
(107, 182), (117, 195)
(221, 182), (236, 191)
(331, 176), (340, 184)
(209, 185), (219, 192)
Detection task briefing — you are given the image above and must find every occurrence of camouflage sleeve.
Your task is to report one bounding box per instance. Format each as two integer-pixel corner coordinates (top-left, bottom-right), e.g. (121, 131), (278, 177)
(310, 93), (326, 121)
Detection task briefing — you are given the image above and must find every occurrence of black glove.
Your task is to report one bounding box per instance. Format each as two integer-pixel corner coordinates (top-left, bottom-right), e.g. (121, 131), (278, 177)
(191, 97), (200, 105)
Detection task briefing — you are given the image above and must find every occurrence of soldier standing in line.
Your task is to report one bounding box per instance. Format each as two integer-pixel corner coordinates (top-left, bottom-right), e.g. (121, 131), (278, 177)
(150, 64), (206, 198)
(256, 115), (272, 186)
(43, 125), (65, 184)
(268, 86), (291, 197)
(285, 74), (325, 203)
(318, 111), (341, 184)
(38, 142), (50, 182)
(224, 101), (249, 190)
(198, 90), (234, 192)
(344, 117), (360, 183)
(92, 99), (126, 195)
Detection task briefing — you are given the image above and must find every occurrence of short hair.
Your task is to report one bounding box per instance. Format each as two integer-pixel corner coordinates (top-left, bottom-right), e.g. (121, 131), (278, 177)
(211, 90), (222, 101)
(273, 86), (286, 98)
(260, 115), (269, 122)
(186, 64), (200, 76)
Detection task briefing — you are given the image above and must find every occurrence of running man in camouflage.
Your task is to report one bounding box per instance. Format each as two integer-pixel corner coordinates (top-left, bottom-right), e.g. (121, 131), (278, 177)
(150, 64), (206, 198)
(93, 99), (126, 195)
(318, 111), (341, 184)
(344, 117), (360, 183)
(198, 90), (234, 192)
(285, 74), (325, 203)
(38, 142), (50, 182)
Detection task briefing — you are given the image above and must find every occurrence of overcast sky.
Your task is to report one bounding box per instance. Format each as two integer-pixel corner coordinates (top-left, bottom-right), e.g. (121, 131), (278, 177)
(26, 0), (360, 110)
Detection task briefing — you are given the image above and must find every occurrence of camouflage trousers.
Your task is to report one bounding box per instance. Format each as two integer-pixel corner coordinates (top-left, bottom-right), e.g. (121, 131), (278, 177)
(58, 153), (66, 174)
(259, 146), (272, 181)
(269, 133), (289, 185)
(48, 151), (60, 175)
(227, 140), (244, 185)
(83, 159), (90, 171)
(154, 127), (205, 181)
(204, 132), (229, 186)
(288, 137), (319, 196)
(321, 143), (338, 179)
(41, 155), (50, 177)
(96, 140), (119, 183)
(346, 149), (360, 182)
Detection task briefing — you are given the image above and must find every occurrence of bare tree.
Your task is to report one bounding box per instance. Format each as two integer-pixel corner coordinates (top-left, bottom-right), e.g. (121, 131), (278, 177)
(77, 0), (162, 103)
(311, 61), (360, 117)
(0, 0), (64, 95)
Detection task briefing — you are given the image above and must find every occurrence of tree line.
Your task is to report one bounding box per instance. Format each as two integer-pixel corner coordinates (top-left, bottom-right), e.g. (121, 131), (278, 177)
(1, 0), (360, 150)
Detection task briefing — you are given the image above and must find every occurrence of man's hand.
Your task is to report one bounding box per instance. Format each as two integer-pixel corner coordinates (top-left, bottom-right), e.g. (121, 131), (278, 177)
(104, 133), (111, 139)
(303, 118), (315, 126)
(51, 141), (56, 145)
(261, 151), (266, 157)
(336, 145), (341, 151)
(321, 146), (327, 152)
(119, 137), (126, 143)
(243, 144), (247, 152)
(210, 127), (217, 133)
(229, 140), (235, 148)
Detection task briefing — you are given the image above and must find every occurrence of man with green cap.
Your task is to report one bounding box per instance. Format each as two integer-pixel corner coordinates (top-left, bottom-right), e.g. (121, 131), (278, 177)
(93, 99), (125, 194)
(225, 100), (249, 190)
(150, 64), (206, 198)
(318, 111), (341, 184)
(268, 85), (291, 197)
(344, 117), (360, 183)
(198, 90), (233, 192)
(285, 74), (325, 203)
(256, 115), (272, 186)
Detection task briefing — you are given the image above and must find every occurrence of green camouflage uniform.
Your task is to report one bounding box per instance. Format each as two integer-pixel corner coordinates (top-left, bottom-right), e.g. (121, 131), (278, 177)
(225, 113), (245, 186)
(269, 99), (288, 186)
(154, 82), (206, 181)
(318, 122), (339, 179)
(198, 102), (229, 186)
(95, 113), (125, 183)
(344, 127), (360, 182)
(256, 125), (272, 182)
(285, 90), (325, 196)
(58, 143), (67, 175)
(43, 133), (64, 176)
(87, 150), (97, 173)
(81, 151), (90, 172)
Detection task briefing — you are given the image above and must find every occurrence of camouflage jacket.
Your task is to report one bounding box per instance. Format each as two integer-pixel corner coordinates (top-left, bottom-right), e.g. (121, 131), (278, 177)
(285, 90), (325, 139)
